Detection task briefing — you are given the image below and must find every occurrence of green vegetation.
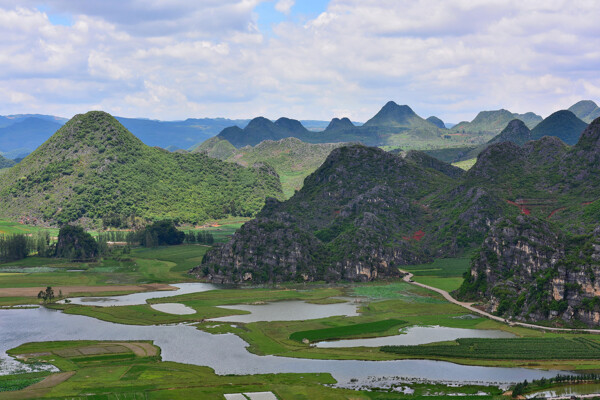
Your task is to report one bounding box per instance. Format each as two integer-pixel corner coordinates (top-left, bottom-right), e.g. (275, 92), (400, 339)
(191, 135), (237, 159)
(0, 372), (47, 393)
(0, 111), (283, 227)
(382, 337), (600, 360)
(223, 137), (348, 198)
(569, 100), (600, 123)
(289, 319), (407, 343)
(55, 225), (98, 261)
(0, 153), (15, 169)
(530, 110), (587, 145)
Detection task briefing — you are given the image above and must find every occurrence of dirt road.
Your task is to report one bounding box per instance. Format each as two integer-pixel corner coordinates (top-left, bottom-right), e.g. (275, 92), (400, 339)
(399, 269), (600, 334)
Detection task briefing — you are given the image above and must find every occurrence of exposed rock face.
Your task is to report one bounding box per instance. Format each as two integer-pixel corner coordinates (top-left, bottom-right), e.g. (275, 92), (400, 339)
(459, 216), (600, 326)
(193, 145), (457, 283)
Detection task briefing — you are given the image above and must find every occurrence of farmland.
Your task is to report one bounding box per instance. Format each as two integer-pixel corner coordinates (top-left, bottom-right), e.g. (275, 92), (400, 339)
(381, 337), (600, 360)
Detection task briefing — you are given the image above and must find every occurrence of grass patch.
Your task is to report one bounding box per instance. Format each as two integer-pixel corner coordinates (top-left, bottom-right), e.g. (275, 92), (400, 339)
(402, 257), (471, 278)
(0, 373), (47, 392)
(352, 282), (445, 303)
(382, 337), (600, 360)
(290, 319), (407, 342)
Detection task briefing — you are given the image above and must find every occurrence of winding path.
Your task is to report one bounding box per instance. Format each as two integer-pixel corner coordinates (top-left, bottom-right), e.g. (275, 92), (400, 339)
(398, 269), (600, 334)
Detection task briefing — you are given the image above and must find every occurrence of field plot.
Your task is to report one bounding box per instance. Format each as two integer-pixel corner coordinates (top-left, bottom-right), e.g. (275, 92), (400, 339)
(401, 257), (471, 292)
(382, 337), (600, 360)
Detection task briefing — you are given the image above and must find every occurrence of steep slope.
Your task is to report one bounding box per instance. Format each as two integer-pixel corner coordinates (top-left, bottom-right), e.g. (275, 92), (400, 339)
(426, 116), (446, 129)
(530, 110), (587, 145)
(195, 145), (458, 283)
(453, 109), (542, 134)
(0, 111), (283, 226)
(457, 118), (600, 326)
(226, 138), (348, 198)
(569, 100), (600, 123)
(0, 117), (62, 153)
(191, 136), (237, 160)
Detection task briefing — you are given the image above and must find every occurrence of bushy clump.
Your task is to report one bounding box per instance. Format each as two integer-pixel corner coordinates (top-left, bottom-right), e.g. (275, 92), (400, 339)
(55, 225), (98, 261)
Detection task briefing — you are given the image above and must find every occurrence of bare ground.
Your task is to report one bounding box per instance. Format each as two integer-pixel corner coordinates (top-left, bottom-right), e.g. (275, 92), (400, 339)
(0, 283), (176, 298)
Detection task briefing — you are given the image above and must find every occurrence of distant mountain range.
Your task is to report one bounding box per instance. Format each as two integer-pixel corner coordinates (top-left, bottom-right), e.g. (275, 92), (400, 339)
(0, 100), (596, 161)
(0, 114), (335, 158)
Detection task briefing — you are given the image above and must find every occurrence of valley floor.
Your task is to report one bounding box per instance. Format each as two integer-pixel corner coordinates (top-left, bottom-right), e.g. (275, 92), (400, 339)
(2, 243), (600, 399)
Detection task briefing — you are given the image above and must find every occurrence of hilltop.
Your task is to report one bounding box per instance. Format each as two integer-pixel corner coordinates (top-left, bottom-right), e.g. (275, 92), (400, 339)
(0, 111), (283, 226)
(568, 100), (600, 123)
(218, 117), (311, 147)
(426, 116), (446, 129)
(452, 109), (542, 134)
(530, 110), (588, 144)
(191, 136), (237, 160)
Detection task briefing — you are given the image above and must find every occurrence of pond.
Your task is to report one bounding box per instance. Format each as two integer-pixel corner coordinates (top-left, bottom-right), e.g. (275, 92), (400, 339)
(210, 301), (360, 323)
(315, 325), (516, 348)
(0, 307), (565, 388)
(62, 282), (218, 306)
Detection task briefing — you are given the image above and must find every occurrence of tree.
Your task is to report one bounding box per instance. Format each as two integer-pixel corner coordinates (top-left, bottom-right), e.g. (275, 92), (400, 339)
(139, 220), (185, 247)
(37, 286), (55, 303)
(55, 225), (99, 261)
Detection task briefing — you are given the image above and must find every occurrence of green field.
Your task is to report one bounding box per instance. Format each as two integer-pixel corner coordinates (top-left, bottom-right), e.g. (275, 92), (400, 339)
(401, 257), (471, 292)
(382, 337), (600, 360)
(289, 319), (407, 343)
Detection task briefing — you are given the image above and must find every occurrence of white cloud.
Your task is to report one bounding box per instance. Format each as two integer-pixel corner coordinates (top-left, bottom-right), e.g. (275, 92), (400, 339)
(0, 0), (599, 123)
(275, 0), (294, 15)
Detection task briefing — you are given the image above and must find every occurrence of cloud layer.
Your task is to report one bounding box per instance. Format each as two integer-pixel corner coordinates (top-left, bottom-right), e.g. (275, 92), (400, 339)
(1, 0), (599, 122)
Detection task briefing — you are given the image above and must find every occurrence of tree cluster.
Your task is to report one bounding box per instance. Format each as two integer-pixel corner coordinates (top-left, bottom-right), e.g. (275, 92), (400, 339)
(55, 225), (99, 261)
(184, 231), (214, 244)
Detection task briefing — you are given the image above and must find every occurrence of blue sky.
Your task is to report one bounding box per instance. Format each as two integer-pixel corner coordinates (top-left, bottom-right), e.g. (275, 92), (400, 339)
(0, 1), (599, 123)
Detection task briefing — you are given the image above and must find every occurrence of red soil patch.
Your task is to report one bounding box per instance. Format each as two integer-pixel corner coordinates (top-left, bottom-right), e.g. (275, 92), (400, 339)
(583, 201), (595, 206)
(403, 230), (425, 241)
(547, 207), (566, 219)
(506, 200), (531, 215)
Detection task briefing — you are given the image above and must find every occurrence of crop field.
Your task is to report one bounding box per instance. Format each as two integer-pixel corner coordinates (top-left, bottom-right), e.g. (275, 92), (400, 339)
(0, 220), (59, 236)
(382, 337), (600, 360)
(289, 319), (407, 343)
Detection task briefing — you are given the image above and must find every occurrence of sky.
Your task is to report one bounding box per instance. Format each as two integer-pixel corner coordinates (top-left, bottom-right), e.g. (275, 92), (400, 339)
(1, 0), (600, 123)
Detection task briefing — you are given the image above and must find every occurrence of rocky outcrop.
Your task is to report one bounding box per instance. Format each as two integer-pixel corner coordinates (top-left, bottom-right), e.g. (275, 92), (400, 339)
(459, 216), (600, 326)
(192, 145), (457, 284)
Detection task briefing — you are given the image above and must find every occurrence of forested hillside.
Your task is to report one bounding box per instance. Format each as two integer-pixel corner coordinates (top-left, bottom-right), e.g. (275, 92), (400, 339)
(0, 111), (283, 227)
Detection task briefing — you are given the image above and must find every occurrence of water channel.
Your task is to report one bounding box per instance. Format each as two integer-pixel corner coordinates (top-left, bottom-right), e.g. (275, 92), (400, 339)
(0, 283), (569, 389)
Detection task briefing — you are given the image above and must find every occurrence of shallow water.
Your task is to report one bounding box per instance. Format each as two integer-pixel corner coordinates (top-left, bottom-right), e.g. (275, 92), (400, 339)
(0, 307), (565, 387)
(210, 301), (359, 323)
(315, 325), (516, 348)
(526, 383), (600, 398)
(62, 282), (218, 306)
(151, 303), (196, 315)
